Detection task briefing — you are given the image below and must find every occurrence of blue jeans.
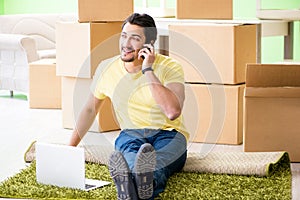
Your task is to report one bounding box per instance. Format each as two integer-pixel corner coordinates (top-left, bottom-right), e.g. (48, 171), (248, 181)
(115, 128), (187, 199)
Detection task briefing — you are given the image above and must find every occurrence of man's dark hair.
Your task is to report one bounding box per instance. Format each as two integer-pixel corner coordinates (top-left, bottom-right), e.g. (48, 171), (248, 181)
(122, 13), (157, 44)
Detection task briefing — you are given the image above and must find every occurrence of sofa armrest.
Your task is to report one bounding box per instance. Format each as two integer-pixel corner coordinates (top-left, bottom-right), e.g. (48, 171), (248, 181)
(0, 34), (39, 62)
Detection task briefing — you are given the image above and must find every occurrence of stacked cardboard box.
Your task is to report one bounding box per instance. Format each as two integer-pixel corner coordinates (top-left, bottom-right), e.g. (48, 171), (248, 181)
(169, 24), (257, 84)
(176, 0), (233, 19)
(56, 0), (133, 132)
(78, 0), (133, 22)
(56, 22), (122, 78)
(244, 64), (300, 162)
(170, 23), (257, 144)
(29, 59), (61, 109)
(61, 77), (119, 132)
(183, 84), (245, 144)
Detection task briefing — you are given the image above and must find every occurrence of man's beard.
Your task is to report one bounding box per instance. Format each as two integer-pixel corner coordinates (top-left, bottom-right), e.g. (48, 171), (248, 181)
(120, 47), (136, 62)
(121, 56), (135, 62)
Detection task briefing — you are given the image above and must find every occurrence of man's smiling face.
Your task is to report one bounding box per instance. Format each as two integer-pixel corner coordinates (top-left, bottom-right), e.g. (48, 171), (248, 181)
(119, 23), (146, 62)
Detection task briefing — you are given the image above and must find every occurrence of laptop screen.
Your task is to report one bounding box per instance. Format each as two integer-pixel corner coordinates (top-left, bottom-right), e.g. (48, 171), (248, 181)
(36, 142), (86, 190)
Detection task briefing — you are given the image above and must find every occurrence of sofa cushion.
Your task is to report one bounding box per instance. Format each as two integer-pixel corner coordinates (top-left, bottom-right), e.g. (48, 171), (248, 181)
(0, 14), (77, 51)
(37, 49), (56, 59)
(0, 13), (77, 94)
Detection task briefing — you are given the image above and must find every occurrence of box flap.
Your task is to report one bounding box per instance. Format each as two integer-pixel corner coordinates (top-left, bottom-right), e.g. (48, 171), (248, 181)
(245, 87), (300, 98)
(169, 23), (253, 29)
(246, 64), (300, 87)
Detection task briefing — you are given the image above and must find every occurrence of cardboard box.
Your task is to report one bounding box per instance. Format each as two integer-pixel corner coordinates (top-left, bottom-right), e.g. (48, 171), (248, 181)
(183, 83), (244, 144)
(56, 21), (122, 78)
(169, 23), (257, 84)
(244, 64), (300, 162)
(61, 76), (120, 133)
(29, 59), (61, 109)
(176, 0), (233, 19)
(78, 0), (133, 22)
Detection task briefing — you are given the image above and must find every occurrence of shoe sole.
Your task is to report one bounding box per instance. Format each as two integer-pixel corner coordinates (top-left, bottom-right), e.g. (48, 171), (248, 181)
(109, 151), (137, 200)
(134, 143), (156, 199)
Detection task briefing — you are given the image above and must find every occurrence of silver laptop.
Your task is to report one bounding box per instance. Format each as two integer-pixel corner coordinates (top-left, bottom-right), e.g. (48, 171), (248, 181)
(35, 142), (110, 191)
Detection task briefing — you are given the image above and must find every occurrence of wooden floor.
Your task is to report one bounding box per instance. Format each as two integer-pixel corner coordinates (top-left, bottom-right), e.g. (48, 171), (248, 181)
(0, 91), (299, 199)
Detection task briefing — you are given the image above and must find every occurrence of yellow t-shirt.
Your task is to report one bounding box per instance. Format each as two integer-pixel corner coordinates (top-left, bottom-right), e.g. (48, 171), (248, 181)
(91, 53), (189, 140)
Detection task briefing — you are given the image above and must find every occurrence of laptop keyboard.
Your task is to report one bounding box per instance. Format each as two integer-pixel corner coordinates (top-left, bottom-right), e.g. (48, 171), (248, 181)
(85, 184), (96, 189)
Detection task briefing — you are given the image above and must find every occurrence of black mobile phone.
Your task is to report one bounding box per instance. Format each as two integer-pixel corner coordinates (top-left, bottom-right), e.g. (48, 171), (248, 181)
(140, 45), (151, 59)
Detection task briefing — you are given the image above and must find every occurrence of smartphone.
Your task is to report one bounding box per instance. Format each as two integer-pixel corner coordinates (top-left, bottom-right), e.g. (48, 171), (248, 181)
(140, 45), (151, 60)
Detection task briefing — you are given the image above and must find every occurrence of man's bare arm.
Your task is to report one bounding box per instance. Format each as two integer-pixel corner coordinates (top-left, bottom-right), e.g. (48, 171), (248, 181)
(144, 70), (185, 120)
(69, 93), (103, 146)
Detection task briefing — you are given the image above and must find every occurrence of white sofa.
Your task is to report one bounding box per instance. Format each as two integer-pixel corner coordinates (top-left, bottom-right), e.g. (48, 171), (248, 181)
(0, 13), (77, 96)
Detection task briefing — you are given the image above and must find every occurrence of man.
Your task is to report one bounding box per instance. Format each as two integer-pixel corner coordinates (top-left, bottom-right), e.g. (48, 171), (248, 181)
(69, 13), (189, 200)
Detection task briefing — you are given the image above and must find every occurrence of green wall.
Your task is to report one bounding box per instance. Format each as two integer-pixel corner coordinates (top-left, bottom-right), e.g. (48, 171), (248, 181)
(234, 0), (300, 63)
(1, 0), (299, 62)
(0, 0), (4, 14)
(260, 0), (300, 62)
(1, 0), (77, 14)
(294, 22), (300, 61)
(233, 0), (257, 20)
(134, 0), (176, 8)
(261, 0), (300, 9)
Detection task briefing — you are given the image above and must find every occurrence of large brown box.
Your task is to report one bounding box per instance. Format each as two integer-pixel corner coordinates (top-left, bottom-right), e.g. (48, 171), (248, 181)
(61, 76), (120, 133)
(78, 0), (133, 22)
(56, 21), (122, 78)
(244, 64), (300, 162)
(29, 59), (61, 109)
(169, 23), (257, 84)
(183, 83), (244, 144)
(176, 0), (233, 19)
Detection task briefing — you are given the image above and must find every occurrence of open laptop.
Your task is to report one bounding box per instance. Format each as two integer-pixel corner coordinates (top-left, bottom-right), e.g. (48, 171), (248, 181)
(35, 142), (111, 191)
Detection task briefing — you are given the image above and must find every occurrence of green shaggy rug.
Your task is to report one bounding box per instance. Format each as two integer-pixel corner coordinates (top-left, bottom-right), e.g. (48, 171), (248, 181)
(0, 153), (291, 200)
